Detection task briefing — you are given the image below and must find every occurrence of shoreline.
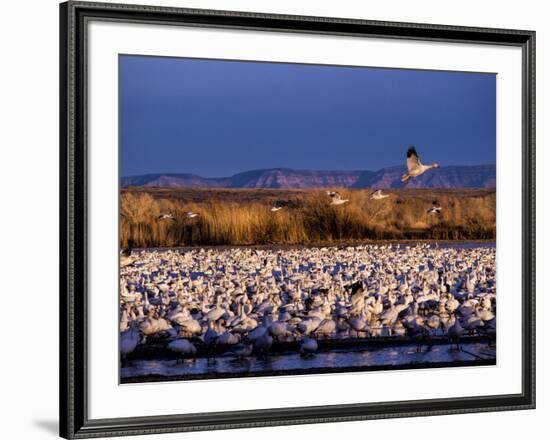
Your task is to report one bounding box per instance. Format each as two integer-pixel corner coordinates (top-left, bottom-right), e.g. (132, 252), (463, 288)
(124, 335), (496, 361)
(127, 240), (496, 252)
(121, 358), (496, 384)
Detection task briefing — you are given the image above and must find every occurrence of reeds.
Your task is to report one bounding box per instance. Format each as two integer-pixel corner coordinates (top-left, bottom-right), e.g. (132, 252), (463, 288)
(120, 188), (496, 247)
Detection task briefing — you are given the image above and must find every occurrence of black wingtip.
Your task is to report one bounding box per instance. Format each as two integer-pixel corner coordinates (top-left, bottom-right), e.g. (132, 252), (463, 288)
(406, 146), (417, 158)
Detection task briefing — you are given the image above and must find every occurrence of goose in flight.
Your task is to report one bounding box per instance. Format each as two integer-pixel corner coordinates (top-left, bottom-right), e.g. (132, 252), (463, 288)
(185, 211), (199, 219)
(270, 206), (283, 212)
(401, 146), (439, 182)
(326, 191), (349, 205)
(158, 213), (175, 221)
(427, 201), (442, 215)
(370, 189), (389, 200)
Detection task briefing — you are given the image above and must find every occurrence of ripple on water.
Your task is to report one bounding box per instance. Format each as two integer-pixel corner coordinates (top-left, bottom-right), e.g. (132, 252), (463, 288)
(121, 342), (495, 381)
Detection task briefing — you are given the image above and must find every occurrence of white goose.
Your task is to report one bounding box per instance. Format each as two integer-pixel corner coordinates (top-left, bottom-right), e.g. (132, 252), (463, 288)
(178, 318), (202, 337)
(314, 319), (337, 338)
(401, 146), (439, 182)
(300, 337), (318, 357)
(217, 331), (241, 345)
(120, 249), (137, 268)
(427, 201), (442, 215)
(447, 317), (464, 351)
(158, 213), (175, 221)
(120, 328), (140, 358)
(119, 308), (129, 332)
(230, 343), (253, 359)
(167, 338), (197, 362)
(370, 189), (389, 200)
(326, 191), (349, 206)
(253, 329), (273, 357)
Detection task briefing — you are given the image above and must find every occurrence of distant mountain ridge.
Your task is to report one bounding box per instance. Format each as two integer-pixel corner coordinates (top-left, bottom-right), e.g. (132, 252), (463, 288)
(121, 165), (496, 189)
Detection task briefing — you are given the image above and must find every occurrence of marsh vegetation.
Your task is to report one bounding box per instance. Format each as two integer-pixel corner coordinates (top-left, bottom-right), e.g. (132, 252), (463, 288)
(120, 188), (496, 248)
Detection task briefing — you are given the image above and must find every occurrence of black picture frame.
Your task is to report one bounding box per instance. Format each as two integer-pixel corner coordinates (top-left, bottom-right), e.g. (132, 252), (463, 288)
(60, 1), (536, 438)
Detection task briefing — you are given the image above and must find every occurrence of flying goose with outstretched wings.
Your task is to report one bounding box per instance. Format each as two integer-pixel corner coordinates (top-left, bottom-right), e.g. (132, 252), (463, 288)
(401, 146), (439, 182)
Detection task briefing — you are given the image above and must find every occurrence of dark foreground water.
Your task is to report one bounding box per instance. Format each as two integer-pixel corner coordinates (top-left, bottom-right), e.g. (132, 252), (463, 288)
(121, 342), (496, 383)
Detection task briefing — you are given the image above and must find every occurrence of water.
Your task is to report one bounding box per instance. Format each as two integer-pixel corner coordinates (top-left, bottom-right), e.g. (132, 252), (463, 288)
(121, 342), (495, 382)
(437, 242), (495, 249)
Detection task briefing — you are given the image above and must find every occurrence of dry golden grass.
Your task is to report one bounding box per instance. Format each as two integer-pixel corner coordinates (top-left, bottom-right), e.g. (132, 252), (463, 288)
(120, 188), (496, 247)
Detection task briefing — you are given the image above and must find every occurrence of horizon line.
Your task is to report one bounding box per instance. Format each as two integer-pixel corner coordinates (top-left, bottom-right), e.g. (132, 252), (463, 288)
(121, 163), (497, 180)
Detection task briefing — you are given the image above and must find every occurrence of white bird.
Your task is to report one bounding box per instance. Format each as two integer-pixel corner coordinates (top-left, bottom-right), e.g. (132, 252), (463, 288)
(185, 211), (199, 219)
(205, 307), (226, 322)
(300, 337), (318, 357)
(140, 317), (172, 336)
(475, 307), (495, 322)
(253, 330), (273, 357)
(177, 318), (202, 337)
(270, 206), (283, 212)
(217, 331), (241, 345)
(120, 249), (137, 268)
(120, 328), (140, 358)
(120, 308), (129, 332)
(326, 191), (349, 205)
(315, 319), (336, 337)
(204, 322), (219, 346)
(230, 343), (253, 359)
(401, 146), (439, 182)
(370, 189), (389, 200)
(167, 338), (197, 362)
(297, 316), (321, 335)
(247, 325), (268, 341)
(158, 213), (175, 221)
(427, 201), (442, 215)
(447, 318), (464, 351)
(269, 322), (294, 340)
(445, 294), (460, 314)
(347, 316), (368, 335)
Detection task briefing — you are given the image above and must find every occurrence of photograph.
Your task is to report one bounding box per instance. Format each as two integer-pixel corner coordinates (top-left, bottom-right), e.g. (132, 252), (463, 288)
(118, 54), (497, 383)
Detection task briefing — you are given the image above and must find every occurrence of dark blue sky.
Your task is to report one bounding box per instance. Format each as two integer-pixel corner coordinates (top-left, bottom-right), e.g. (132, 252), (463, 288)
(120, 55), (496, 178)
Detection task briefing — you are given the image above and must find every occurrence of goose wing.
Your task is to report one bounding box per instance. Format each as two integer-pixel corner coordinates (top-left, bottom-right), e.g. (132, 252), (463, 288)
(406, 146), (422, 172)
(329, 192), (342, 202)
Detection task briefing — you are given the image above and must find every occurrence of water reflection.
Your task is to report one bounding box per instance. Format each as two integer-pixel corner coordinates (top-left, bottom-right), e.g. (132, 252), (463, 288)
(121, 342), (495, 381)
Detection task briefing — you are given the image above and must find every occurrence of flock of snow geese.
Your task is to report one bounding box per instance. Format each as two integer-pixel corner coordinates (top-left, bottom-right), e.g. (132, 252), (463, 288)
(119, 146), (493, 365)
(120, 243), (496, 363)
(155, 147), (443, 221)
